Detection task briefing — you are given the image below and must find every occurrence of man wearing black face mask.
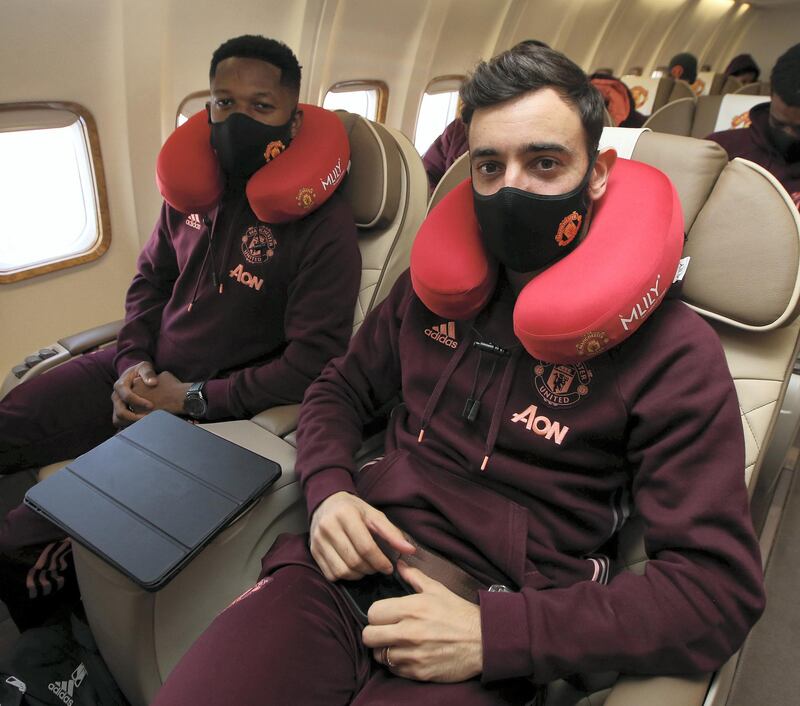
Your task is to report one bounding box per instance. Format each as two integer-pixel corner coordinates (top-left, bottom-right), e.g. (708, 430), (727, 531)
(0, 35), (360, 630)
(708, 42), (800, 212)
(153, 44), (763, 706)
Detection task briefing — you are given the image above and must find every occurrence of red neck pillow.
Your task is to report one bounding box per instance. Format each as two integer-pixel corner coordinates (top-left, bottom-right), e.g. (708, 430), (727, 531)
(410, 158), (684, 363)
(155, 103), (349, 222)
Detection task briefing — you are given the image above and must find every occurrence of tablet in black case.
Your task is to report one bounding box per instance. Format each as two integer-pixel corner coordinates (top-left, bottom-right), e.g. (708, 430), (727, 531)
(25, 410), (281, 591)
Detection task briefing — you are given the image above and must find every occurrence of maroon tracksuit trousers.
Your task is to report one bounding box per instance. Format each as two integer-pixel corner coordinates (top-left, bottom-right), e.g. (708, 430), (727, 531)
(152, 540), (539, 706)
(0, 347), (119, 628)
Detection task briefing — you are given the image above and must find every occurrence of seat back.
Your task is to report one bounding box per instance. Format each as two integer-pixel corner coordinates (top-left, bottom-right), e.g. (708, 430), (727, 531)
(691, 72), (741, 97)
(620, 75), (674, 117)
(691, 94), (769, 138)
(72, 113), (429, 706)
(642, 96), (696, 136)
(334, 111), (429, 332)
(735, 81), (771, 97)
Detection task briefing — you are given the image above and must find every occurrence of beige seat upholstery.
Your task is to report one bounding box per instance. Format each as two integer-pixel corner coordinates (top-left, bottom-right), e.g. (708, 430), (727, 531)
(690, 94), (770, 139)
(691, 71), (741, 97)
(620, 75), (673, 117)
(642, 96), (696, 136)
(545, 129), (800, 705)
(52, 111), (428, 706)
(734, 81), (771, 97)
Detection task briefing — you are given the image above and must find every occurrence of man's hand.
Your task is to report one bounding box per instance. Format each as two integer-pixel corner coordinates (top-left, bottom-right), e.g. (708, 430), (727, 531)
(131, 371), (191, 415)
(111, 362), (158, 427)
(362, 561), (483, 683)
(309, 491), (415, 581)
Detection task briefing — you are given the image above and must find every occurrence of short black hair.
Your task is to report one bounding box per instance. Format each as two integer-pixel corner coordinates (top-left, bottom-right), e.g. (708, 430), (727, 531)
(209, 35), (301, 93)
(668, 52), (698, 85)
(459, 44), (605, 158)
(771, 42), (800, 107)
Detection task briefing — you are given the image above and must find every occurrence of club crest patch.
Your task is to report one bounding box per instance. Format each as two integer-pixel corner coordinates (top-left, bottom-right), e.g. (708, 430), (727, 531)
(242, 224), (277, 265)
(533, 360), (592, 408)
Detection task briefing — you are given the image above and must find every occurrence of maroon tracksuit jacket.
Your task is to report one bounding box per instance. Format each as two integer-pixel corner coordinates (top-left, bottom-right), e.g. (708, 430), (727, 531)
(115, 188), (361, 419)
(287, 270), (765, 684)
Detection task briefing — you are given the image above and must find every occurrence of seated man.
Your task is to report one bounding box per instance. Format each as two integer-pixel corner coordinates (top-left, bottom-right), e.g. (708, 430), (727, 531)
(589, 72), (646, 127)
(153, 44), (764, 706)
(423, 39), (549, 192)
(707, 42), (799, 211)
(0, 34), (360, 629)
(724, 53), (760, 87)
(668, 51), (698, 85)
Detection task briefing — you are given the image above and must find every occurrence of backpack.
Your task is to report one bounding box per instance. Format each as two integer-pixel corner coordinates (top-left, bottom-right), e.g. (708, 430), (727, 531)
(0, 612), (128, 706)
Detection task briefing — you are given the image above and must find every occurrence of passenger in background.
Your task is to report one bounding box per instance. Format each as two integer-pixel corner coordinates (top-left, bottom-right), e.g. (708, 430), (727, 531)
(0, 34), (360, 630)
(423, 39), (549, 192)
(153, 43), (763, 706)
(707, 42), (800, 211)
(725, 53), (760, 86)
(668, 51), (698, 85)
(589, 72), (646, 128)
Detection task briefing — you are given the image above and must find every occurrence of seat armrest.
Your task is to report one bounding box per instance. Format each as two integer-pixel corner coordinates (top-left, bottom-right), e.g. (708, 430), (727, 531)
(604, 674), (710, 706)
(58, 319), (124, 355)
(251, 404), (301, 437)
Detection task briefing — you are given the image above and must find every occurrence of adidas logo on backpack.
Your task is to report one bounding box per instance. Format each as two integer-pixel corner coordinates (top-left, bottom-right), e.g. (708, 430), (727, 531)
(48, 663), (87, 706)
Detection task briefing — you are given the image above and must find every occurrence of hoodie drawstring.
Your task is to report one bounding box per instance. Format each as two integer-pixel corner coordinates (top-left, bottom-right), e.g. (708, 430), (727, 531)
(481, 346), (522, 471)
(187, 212), (219, 312)
(417, 328), (474, 443)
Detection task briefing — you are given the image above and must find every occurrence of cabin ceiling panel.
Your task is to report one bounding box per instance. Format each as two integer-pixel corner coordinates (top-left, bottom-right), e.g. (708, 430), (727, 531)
(729, 3), (800, 79)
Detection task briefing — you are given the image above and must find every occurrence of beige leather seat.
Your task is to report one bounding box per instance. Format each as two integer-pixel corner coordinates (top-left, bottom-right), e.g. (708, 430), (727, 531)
(620, 75), (674, 118)
(692, 71), (742, 97)
(690, 94), (770, 138)
(643, 92), (772, 140)
(734, 81), (771, 97)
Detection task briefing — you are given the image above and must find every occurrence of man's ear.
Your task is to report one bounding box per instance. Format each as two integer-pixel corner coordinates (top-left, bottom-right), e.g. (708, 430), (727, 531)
(290, 108), (303, 139)
(587, 147), (617, 202)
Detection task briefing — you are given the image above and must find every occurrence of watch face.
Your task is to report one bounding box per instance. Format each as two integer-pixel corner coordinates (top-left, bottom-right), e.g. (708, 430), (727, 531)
(184, 394), (206, 417)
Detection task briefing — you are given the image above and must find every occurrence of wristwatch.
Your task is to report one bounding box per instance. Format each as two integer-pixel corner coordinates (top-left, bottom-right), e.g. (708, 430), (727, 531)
(183, 381), (207, 419)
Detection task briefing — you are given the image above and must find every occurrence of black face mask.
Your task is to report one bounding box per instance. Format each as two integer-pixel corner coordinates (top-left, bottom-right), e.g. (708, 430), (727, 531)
(472, 155), (597, 273)
(209, 109), (295, 179)
(768, 120), (800, 163)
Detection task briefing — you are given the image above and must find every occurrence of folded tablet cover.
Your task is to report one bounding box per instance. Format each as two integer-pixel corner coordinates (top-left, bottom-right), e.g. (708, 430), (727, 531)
(24, 411), (281, 591)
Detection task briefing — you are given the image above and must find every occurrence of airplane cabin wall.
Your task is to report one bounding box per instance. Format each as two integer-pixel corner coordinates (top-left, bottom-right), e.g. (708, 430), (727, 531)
(0, 0), (794, 379)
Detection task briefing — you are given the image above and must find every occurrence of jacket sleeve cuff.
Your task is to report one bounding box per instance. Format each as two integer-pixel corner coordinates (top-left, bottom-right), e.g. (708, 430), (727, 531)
(114, 352), (153, 377)
(203, 378), (231, 420)
(480, 590), (534, 683)
(303, 467), (358, 518)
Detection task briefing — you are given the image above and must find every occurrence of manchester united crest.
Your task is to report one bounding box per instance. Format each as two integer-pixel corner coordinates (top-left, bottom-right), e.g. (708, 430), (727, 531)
(533, 360), (592, 408)
(296, 186), (316, 210)
(241, 224), (277, 265)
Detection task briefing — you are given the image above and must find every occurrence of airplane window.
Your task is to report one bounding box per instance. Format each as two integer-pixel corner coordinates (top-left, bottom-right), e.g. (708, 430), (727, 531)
(413, 76), (464, 156)
(177, 91), (211, 127)
(322, 81), (388, 122)
(0, 103), (109, 283)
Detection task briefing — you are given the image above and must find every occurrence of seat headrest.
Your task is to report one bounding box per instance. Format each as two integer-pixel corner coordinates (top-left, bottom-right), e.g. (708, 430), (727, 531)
(620, 76), (673, 116)
(333, 111), (401, 229)
(411, 158), (685, 363)
(155, 103), (349, 222)
(682, 158), (800, 330)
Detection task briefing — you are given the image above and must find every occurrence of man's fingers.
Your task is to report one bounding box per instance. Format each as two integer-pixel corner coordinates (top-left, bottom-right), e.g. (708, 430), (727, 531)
(116, 384), (154, 410)
(345, 520), (393, 574)
(396, 560), (439, 594)
(137, 363), (158, 386)
(365, 511), (416, 557)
